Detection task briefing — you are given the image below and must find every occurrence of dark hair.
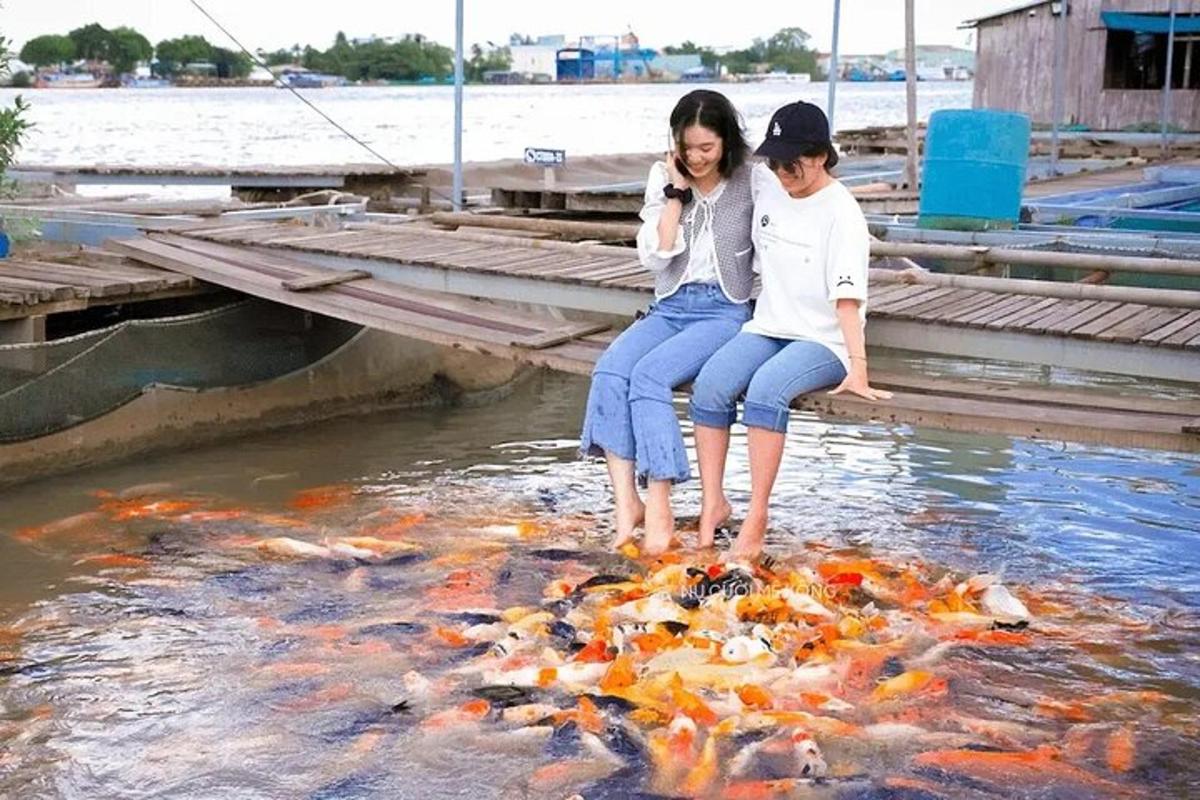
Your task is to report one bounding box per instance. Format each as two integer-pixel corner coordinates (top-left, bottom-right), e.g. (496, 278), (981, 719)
(767, 142), (840, 177)
(669, 89), (749, 179)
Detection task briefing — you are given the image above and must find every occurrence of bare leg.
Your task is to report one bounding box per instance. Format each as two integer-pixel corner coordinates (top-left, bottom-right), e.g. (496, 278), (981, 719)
(730, 427), (786, 560)
(694, 424), (732, 549)
(605, 453), (644, 549)
(642, 479), (675, 555)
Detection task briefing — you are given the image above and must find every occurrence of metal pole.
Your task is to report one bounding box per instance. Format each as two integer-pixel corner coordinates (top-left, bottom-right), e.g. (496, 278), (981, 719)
(1049, 1), (1068, 176)
(453, 0), (465, 211)
(1161, 0), (1178, 154)
(827, 0), (841, 128)
(904, 0), (918, 190)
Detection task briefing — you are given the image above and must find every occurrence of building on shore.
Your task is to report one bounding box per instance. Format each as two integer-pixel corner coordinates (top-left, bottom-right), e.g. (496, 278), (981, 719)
(965, 0), (1199, 130)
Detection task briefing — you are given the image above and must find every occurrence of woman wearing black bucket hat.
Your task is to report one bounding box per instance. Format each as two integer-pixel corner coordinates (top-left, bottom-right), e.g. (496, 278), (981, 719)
(689, 101), (892, 560)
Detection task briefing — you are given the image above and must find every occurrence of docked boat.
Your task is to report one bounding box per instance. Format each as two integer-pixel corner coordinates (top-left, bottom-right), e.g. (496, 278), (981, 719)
(34, 72), (102, 89)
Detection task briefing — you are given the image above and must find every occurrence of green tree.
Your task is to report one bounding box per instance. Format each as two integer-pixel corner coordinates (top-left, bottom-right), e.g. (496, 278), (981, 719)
(211, 47), (251, 79)
(466, 43), (511, 81)
(154, 35), (214, 76)
(68, 22), (112, 62)
(0, 36), (33, 193)
(19, 34), (75, 68)
(259, 48), (296, 66)
(765, 27), (819, 76)
(108, 26), (152, 74)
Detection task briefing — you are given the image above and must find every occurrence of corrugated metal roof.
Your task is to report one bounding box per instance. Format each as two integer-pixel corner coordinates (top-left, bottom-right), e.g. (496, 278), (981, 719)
(961, 0), (1054, 28)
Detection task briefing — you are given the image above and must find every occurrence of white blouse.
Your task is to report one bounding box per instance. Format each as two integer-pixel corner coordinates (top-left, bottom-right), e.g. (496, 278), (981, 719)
(635, 161), (726, 285)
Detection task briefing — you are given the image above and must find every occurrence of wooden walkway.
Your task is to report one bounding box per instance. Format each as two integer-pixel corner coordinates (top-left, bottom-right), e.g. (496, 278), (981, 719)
(105, 226), (1200, 453)
(167, 221), (1200, 356)
(0, 248), (203, 323)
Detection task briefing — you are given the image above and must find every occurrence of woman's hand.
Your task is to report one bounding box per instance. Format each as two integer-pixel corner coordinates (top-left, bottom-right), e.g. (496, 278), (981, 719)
(828, 361), (893, 401)
(665, 151), (691, 190)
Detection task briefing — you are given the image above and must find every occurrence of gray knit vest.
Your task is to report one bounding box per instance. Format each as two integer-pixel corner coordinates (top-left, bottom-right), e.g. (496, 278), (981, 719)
(655, 163), (755, 303)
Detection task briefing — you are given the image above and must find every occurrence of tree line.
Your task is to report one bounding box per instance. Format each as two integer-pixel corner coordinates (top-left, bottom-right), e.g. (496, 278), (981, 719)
(18, 23), (252, 78)
(16, 23), (819, 83)
(17, 24), (509, 82)
(664, 27), (823, 77)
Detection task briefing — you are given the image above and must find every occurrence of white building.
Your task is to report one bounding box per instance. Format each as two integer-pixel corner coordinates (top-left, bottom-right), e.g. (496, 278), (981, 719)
(509, 45), (559, 81)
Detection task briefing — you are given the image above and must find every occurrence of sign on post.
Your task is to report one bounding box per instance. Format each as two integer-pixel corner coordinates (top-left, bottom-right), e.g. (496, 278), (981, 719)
(524, 147), (566, 189)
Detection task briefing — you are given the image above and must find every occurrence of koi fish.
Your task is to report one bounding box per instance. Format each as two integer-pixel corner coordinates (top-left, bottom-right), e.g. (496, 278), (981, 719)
(913, 746), (1135, 796)
(288, 484), (355, 511)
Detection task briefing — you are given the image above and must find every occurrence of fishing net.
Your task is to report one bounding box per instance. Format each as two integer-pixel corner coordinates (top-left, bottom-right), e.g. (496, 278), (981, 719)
(0, 300), (361, 442)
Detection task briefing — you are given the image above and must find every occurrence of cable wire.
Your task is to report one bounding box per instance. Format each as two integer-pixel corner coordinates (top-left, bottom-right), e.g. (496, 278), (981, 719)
(189, 0), (463, 207)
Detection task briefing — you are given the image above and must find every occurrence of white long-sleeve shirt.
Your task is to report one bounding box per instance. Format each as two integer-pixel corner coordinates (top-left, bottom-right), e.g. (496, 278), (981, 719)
(635, 161), (725, 286)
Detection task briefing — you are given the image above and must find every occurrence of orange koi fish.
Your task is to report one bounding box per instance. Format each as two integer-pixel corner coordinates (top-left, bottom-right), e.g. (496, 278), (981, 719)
(913, 746), (1135, 796)
(288, 484), (355, 511)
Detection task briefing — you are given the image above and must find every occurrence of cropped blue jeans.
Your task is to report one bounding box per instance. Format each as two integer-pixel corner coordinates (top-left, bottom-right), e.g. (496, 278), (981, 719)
(689, 332), (847, 433)
(579, 283), (750, 483)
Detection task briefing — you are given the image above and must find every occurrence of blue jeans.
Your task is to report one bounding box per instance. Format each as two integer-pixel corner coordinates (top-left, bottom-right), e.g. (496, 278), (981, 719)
(580, 284), (750, 483)
(689, 333), (847, 433)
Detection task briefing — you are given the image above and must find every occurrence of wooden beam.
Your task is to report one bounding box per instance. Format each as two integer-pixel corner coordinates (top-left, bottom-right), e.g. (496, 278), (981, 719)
(431, 211), (639, 242)
(870, 240), (1200, 278)
(282, 270), (371, 292)
(870, 267), (1200, 309)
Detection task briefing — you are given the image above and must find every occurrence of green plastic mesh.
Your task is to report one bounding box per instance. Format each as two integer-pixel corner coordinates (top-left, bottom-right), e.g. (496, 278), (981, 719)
(0, 300), (361, 443)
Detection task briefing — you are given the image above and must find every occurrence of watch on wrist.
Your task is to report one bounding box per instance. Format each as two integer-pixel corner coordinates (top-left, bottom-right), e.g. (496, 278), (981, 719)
(662, 184), (693, 204)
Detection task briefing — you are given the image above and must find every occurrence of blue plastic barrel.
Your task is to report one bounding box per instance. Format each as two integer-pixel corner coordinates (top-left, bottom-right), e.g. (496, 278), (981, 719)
(0, 231), (9, 259)
(918, 109), (1031, 231)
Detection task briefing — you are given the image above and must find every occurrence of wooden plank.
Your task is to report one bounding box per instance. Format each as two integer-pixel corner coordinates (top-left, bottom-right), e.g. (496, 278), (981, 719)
(282, 270), (371, 292)
(1161, 316), (1200, 347)
(888, 288), (978, 320)
(8, 261), (142, 294)
(935, 292), (1012, 324)
(1096, 306), (1190, 343)
(870, 285), (952, 314)
(1023, 299), (1097, 333)
(989, 297), (1063, 330)
(510, 321), (612, 350)
(120, 238), (538, 341)
(105, 238), (602, 376)
(959, 294), (1041, 327)
(526, 256), (624, 278)
(1041, 300), (1122, 335)
(872, 371), (1200, 418)
(1069, 303), (1151, 339)
(1141, 309), (1200, 344)
(918, 290), (992, 322)
(0, 276), (74, 302)
(795, 390), (1200, 453)
(0, 263), (120, 292)
(1003, 297), (1083, 330)
(159, 235), (571, 334)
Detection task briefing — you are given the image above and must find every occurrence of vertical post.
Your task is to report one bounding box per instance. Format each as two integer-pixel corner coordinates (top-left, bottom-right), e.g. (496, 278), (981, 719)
(1049, 1), (1068, 177)
(1161, 0), (1178, 154)
(453, 0), (465, 211)
(904, 0), (919, 190)
(827, 0), (841, 128)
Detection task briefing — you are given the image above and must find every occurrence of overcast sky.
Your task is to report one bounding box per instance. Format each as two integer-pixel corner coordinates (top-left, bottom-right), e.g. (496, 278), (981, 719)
(2, 1), (1020, 55)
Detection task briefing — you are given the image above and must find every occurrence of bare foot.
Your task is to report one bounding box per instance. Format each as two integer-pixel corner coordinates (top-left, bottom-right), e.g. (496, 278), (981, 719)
(642, 503), (675, 556)
(697, 496), (732, 549)
(729, 509), (767, 561)
(611, 498), (646, 549)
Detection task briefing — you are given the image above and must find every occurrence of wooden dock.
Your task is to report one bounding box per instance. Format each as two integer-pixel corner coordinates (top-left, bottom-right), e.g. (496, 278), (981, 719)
(0, 246), (205, 336)
(102, 222), (1200, 453)
(7, 163), (424, 202)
